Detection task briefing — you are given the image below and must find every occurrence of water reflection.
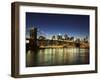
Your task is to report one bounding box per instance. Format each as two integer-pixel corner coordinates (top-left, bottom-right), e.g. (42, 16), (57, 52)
(26, 48), (89, 67)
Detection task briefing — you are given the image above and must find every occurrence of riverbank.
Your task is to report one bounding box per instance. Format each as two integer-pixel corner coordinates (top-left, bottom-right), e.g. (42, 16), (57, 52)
(39, 45), (89, 49)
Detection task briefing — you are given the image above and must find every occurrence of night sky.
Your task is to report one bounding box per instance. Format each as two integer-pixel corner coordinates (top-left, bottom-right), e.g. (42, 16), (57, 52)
(26, 12), (89, 39)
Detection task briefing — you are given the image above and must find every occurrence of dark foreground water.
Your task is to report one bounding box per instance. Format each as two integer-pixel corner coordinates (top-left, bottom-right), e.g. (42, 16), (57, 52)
(26, 48), (89, 67)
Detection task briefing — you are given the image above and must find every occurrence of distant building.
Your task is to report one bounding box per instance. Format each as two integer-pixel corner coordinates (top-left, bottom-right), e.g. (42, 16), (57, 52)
(38, 36), (46, 40)
(64, 34), (68, 40)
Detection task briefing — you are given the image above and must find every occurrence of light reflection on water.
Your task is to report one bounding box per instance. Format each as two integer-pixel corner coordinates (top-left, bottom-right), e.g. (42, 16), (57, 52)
(26, 48), (89, 67)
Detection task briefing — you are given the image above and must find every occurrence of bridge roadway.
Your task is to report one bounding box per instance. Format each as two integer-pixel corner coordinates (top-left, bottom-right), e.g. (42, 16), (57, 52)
(26, 39), (89, 49)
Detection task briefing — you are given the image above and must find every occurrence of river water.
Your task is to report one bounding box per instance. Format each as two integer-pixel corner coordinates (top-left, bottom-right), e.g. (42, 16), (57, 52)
(26, 48), (89, 67)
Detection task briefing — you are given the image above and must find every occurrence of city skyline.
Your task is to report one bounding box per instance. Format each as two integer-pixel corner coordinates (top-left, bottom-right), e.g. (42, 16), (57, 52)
(26, 12), (90, 67)
(26, 12), (89, 40)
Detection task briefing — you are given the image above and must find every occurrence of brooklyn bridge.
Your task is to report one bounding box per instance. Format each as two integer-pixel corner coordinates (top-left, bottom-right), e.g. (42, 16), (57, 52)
(26, 27), (89, 52)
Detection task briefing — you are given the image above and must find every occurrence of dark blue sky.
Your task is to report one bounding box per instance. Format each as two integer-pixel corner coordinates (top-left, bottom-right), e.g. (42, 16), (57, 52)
(26, 12), (89, 39)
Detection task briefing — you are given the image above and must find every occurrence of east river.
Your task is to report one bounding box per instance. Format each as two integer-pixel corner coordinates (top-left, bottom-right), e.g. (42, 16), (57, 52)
(26, 48), (89, 67)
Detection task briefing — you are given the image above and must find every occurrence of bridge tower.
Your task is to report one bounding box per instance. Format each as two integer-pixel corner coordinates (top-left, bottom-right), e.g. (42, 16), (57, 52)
(30, 27), (37, 40)
(29, 27), (38, 51)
